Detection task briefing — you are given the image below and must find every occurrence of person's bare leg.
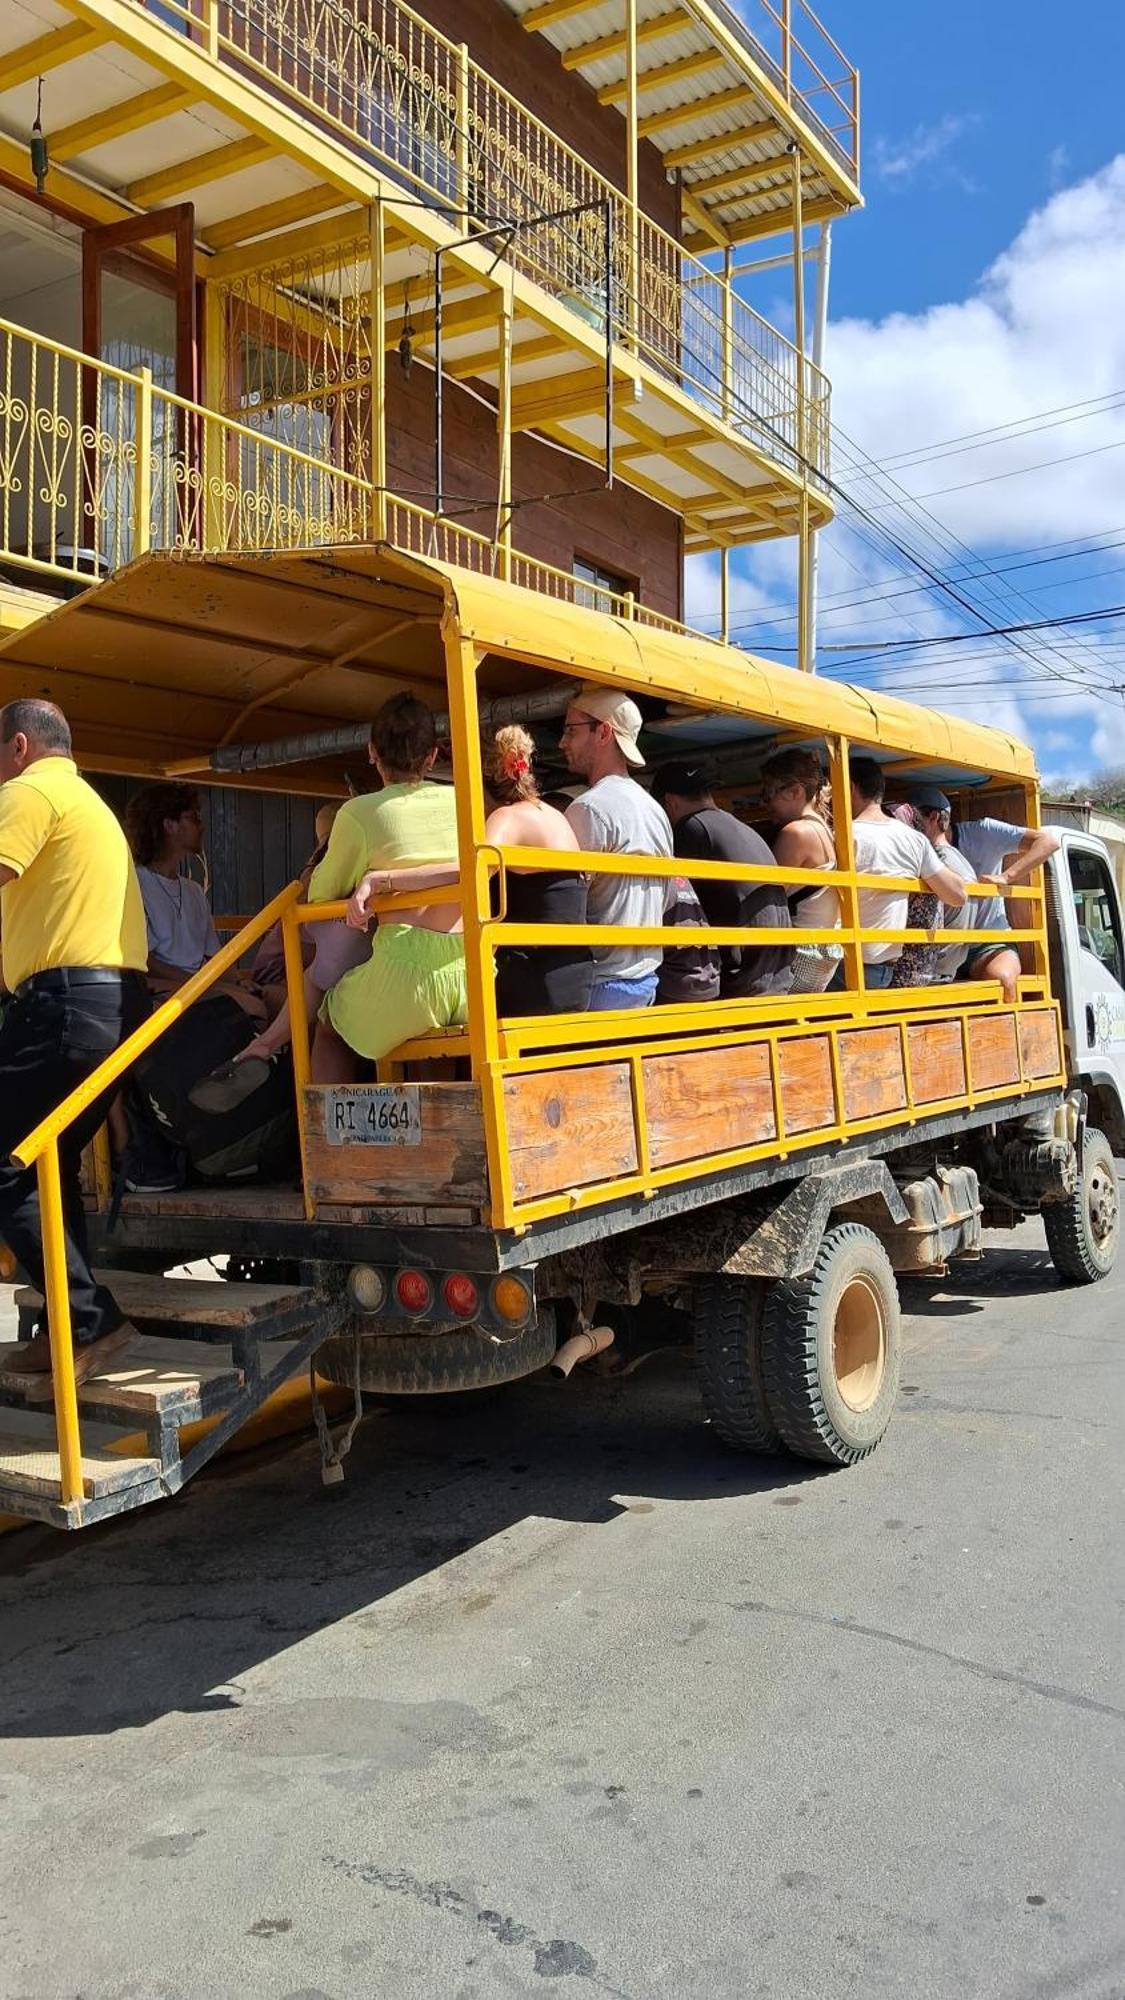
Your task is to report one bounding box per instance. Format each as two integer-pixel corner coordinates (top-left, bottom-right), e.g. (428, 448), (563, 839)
(976, 947), (1021, 1003)
(236, 969), (324, 1062)
(310, 1017), (361, 1084)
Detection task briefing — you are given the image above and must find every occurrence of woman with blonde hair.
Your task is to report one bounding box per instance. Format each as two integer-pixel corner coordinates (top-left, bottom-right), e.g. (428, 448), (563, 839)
(349, 723), (593, 1016)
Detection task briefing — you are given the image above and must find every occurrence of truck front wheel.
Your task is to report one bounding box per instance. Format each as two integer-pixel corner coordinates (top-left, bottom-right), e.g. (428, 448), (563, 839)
(761, 1224), (901, 1467)
(1043, 1128), (1119, 1284)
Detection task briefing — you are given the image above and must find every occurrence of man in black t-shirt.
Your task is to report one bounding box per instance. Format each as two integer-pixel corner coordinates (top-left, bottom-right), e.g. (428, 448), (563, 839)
(651, 762), (794, 998)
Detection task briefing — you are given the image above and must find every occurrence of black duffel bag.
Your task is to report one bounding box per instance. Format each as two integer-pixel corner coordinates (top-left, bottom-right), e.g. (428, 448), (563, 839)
(134, 995), (298, 1184)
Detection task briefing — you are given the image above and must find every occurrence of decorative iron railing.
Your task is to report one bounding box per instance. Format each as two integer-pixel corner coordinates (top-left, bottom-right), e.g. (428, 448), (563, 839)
(0, 317), (698, 635)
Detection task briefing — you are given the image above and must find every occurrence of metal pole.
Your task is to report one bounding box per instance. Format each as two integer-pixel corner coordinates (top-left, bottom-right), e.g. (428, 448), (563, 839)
(38, 1144), (84, 1507)
(625, 0), (639, 354)
(806, 220), (833, 674)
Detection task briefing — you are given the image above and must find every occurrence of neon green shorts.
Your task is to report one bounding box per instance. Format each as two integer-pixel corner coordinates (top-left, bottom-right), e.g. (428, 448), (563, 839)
(322, 923), (468, 1061)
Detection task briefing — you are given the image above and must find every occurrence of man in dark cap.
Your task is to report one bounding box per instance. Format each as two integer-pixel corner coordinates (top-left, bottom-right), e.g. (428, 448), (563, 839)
(901, 784), (1020, 997)
(651, 761), (794, 998)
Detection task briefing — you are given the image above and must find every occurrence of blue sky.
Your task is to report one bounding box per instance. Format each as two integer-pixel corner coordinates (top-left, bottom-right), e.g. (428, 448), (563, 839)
(828, 0), (1124, 322)
(691, 1), (1125, 782)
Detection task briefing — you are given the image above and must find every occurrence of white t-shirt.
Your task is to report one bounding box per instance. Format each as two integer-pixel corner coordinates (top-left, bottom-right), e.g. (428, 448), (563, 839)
(566, 775), (672, 981)
(137, 865), (219, 973)
(852, 817), (948, 964)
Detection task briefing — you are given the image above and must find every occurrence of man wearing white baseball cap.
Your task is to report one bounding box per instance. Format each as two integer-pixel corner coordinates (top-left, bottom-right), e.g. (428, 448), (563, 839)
(561, 686), (672, 1010)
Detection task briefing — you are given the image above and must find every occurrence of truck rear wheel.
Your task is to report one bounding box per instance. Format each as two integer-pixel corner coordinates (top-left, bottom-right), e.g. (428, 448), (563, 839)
(693, 1276), (784, 1454)
(1043, 1128), (1119, 1283)
(761, 1224), (901, 1466)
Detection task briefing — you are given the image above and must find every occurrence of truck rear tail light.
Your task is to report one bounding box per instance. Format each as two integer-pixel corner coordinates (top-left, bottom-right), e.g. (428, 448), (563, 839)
(442, 1273), (480, 1320)
(347, 1264), (386, 1314)
(395, 1268), (432, 1314)
(491, 1275), (532, 1325)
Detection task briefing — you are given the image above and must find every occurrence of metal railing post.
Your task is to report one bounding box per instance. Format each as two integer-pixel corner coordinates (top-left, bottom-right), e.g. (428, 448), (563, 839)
(781, 0), (792, 99)
(38, 1142), (84, 1507)
(455, 43), (471, 210)
(133, 364), (153, 560)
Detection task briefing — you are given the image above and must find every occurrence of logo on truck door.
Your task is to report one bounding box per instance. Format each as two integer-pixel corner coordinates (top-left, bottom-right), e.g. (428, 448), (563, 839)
(325, 1085), (422, 1146)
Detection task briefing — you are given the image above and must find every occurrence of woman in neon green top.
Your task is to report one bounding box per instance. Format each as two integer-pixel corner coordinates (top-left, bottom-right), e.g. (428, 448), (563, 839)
(307, 694), (465, 1078)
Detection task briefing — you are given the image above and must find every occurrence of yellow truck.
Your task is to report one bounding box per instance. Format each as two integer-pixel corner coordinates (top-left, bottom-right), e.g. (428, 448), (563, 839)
(0, 549), (1118, 1528)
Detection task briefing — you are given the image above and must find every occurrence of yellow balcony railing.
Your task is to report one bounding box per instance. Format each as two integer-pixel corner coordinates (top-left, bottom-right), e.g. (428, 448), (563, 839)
(0, 317), (699, 634)
(134, 0), (830, 487)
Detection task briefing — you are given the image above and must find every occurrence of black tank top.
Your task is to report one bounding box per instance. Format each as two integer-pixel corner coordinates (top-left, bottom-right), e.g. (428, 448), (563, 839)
(495, 869), (595, 1017)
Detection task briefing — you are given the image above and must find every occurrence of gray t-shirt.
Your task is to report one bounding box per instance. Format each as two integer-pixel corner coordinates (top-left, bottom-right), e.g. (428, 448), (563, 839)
(955, 817), (1022, 942)
(566, 775), (673, 981)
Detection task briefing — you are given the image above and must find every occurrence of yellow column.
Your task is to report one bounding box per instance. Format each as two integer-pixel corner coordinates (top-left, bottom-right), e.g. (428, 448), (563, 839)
(720, 545), (730, 643)
(797, 483), (811, 672)
(828, 736), (865, 999)
(38, 1144), (84, 1508)
(496, 286), (512, 582)
(369, 200), (387, 541)
(133, 365), (153, 559)
(625, 0), (639, 354)
(444, 637), (513, 1225)
(455, 43), (471, 213)
(721, 243), (734, 424)
(282, 897), (315, 1221)
(202, 279), (226, 550)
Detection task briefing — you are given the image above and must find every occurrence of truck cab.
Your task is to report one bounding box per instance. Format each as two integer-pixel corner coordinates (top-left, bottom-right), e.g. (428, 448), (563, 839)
(1047, 833), (1125, 1154)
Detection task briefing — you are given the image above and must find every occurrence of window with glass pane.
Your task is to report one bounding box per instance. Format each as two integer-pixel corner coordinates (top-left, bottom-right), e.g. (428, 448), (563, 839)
(573, 558), (633, 615)
(1068, 848), (1125, 987)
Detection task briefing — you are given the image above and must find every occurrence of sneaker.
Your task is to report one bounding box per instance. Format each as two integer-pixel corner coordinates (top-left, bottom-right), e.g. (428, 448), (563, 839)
(121, 1141), (184, 1195)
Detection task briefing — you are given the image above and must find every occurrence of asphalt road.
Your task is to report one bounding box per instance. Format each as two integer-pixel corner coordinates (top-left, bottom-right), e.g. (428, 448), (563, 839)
(0, 1221), (1122, 2000)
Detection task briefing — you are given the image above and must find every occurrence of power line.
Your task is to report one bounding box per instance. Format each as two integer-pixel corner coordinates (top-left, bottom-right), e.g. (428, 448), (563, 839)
(868, 435), (1125, 505)
(878, 389), (1125, 470)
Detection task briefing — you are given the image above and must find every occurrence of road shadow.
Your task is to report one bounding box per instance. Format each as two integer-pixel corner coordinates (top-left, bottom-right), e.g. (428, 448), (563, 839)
(900, 1244), (1062, 1317)
(0, 1354), (829, 1739)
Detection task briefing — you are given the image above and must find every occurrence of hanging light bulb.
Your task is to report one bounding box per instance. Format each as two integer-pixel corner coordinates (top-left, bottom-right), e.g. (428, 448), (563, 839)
(30, 76), (49, 194)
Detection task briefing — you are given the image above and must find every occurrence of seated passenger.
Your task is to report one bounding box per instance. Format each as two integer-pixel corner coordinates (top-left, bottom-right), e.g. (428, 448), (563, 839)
(836, 759), (967, 989)
(348, 725), (594, 1018)
(560, 688), (672, 1011)
(124, 783), (265, 1021)
(889, 801), (943, 988)
(905, 788), (1024, 1002)
(656, 871), (721, 1004)
(952, 808), (1060, 1002)
(248, 802), (340, 993)
(234, 806), (373, 1066)
(306, 694), (466, 1082)
(760, 749), (841, 993)
(652, 761), (793, 998)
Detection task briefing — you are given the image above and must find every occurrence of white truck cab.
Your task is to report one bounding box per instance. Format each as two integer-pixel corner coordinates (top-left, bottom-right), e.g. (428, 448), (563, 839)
(1046, 831), (1125, 1156)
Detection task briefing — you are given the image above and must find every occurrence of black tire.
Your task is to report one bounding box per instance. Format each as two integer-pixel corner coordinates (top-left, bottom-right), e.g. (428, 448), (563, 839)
(761, 1224), (901, 1467)
(1043, 1128), (1119, 1284)
(693, 1276), (785, 1454)
(316, 1309), (557, 1395)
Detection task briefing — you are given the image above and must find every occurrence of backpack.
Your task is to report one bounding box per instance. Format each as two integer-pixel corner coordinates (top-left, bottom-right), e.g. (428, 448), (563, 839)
(134, 995), (297, 1183)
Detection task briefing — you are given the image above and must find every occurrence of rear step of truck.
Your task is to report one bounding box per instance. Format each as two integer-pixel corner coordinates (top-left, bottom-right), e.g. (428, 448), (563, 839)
(0, 1274), (331, 1530)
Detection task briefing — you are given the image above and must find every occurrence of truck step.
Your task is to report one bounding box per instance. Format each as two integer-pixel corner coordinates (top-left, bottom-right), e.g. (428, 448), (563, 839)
(15, 1271), (319, 1344)
(0, 1408), (161, 1502)
(0, 1336), (247, 1423)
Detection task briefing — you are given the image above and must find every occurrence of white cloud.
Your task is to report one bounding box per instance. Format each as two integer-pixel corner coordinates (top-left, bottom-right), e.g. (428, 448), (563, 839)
(872, 113), (979, 190)
(827, 155), (1125, 550)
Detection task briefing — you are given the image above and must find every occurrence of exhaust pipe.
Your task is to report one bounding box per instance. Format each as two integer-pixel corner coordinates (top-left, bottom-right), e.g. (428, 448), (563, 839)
(550, 1324), (615, 1379)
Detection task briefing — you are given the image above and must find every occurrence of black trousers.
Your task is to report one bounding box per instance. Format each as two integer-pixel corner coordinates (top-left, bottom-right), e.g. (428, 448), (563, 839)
(0, 975), (149, 1346)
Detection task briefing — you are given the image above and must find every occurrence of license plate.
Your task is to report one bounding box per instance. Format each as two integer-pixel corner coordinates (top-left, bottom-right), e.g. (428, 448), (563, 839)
(324, 1085), (422, 1147)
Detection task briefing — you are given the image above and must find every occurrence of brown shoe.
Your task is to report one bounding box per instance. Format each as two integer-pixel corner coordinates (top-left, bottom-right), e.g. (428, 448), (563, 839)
(0, 1331), (53, 1375)
(21, 1324), (137, 1404)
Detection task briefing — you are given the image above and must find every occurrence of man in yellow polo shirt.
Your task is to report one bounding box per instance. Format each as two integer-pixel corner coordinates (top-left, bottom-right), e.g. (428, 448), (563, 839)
(0, 699), (149, 1393)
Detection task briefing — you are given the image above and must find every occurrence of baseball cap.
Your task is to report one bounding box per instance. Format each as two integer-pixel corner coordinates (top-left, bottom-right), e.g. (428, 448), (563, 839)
(572, 686), (645, 766)
(650, 759), (714, 803)
(905, 783), (952, 815)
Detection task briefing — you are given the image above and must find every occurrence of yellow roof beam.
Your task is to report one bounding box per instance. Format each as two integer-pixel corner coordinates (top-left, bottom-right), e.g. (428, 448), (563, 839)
(522, 0), (602, 27)
(616, 408), (751, 507)
(51, 83), (194, 164)
(664, 118), (779, 170)
(688, 151), (795, 199)
(563, 9), (691, 70)
(512, 368), (616, 430)
(716, 194), (846, 242)
(444, 331), (573, 382)
(639, 85), (759, 140)
(395, 295), (507, 346)
(205, 204), (368, 277)
(599, 47), (723, 107)
(1, 19), (108, 92)
(681, 188), (729, 249)
(127, 135), (274, 208)
(202, 184), (347, 253)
